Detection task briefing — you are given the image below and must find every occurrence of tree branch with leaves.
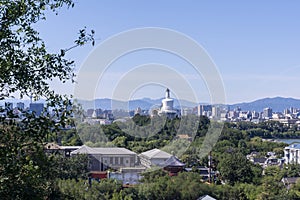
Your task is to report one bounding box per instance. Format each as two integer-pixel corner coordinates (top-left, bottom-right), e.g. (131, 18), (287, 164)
(0, 0), (94, 199)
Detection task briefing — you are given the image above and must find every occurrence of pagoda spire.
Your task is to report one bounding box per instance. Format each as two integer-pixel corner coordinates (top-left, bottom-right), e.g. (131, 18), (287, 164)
(165, 88), (170, 98)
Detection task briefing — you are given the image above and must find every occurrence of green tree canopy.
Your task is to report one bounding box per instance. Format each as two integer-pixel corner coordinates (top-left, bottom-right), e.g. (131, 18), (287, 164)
(218, 152), (261, 185)
(0, 0), (94, 101)
(0, 0), (94, 199)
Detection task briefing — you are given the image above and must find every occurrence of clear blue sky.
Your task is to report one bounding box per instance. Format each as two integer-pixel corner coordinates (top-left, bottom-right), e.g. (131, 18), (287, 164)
(36, 0), (300, 104)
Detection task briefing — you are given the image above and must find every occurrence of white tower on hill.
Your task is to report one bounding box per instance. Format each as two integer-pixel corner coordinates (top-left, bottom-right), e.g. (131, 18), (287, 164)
(158, 88), (179, 119)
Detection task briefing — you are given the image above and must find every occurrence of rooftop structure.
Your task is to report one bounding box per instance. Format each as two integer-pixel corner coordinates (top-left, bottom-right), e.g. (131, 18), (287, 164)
(71, 145), (137, 171)
(44, 142), (81, 157)
(138, 148), (172, 168)
(162, 156), (185, 176)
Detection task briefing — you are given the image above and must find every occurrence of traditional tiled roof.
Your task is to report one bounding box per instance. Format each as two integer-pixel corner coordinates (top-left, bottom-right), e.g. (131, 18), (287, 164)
(60, 146), (82, 150)
(139, 148), (172, 159)
(161, 156), (185, 167)
(70, 145), (136, 155)
(253, 157), (267, 164)
(197, 195), (216, 200)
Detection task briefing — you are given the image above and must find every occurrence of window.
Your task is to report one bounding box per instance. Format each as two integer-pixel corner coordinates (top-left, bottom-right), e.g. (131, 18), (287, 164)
(110, 157), (113, 164)
(115, 157), (119, 165)
(130, 157), (135, 164)
(120, 157), (124, 165)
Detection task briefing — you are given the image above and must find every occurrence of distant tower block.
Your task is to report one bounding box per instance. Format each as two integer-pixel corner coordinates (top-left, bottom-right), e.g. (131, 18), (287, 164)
(92, 110), (97, 118)
(197, 105), (203, 116)
(29, 103), (44, 116)
(16, 102), (25, 110)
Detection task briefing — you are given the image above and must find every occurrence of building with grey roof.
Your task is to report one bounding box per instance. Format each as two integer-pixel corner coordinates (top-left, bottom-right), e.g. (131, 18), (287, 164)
(197, 195), (216, 200)
(71, 145), (137, 171)
(138, 148), (172, 168)
(162, 156), (185, 176)
(44, 142), (81, 157)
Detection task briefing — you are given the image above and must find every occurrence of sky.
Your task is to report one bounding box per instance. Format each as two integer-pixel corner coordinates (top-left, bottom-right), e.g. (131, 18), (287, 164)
(36, 0), (300, 104)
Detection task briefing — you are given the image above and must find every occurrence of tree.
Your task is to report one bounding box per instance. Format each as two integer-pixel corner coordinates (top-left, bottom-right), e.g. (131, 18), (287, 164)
(0, 0), (94, 100)
(258, 166), (286, 199)
(58, 178), (123, 200)
(283, 164), (300, 177)
(0, 119), (56, 199)
(196, 115), (210, 137)
(53, 154), (88, 180)
(132, 114), (150, 126)
(0, 0), (94, 199)
(218, 152), (259, 185)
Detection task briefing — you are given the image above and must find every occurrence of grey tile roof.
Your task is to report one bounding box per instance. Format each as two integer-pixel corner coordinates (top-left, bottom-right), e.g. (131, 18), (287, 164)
(161, 156), (185, 167)
(71, 145), (136, 155)
(139, 148), (172, 159)
(253, 157), (267, 164)
(197, 195), (217, 200)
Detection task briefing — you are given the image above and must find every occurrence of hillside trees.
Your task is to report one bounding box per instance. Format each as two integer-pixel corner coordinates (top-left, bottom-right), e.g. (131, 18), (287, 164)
(0, 0), (94, 199)
(217, 152), (262, 185)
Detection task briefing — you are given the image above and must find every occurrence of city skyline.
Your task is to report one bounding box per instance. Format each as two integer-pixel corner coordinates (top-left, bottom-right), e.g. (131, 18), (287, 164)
(2, 96), (300, 113)
(36, 1), (300, 104)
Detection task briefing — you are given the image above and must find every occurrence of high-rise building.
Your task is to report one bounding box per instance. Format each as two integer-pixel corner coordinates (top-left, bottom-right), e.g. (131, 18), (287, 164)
(29, 103), (44, 116)
(135, 107), (142, 115)
(212, 106), (221, 119)
(16, 102), (25, 110)
(283, 108), (290, 115)
(251, 111), (259, 119)
(290, 107), (296, 114)
(5, 102), (13, 111)
(197, 105), (203, 116)
(92, 110), (97, 118)
(86, 109), (94, 117)
(263, 107), (272, 119)
(198, 105), (212, 116)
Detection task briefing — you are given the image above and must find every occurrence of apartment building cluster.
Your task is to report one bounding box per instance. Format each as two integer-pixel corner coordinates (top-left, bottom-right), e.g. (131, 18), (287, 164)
(195, 105), (300, 127)
(82, 104), (300, 129)
(0, 102), (44, 118)
(84, 108), (114, 125)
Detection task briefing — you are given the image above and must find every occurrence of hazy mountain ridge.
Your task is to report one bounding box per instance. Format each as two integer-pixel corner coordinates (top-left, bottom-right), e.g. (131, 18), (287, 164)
(230, 97), (300, 112)
(78, 97), (300, 112)
(76, 98), (199, 110)
(1, 97), (300, 112)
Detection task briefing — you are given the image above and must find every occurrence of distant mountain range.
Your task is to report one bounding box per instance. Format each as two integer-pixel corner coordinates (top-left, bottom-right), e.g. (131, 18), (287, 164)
(77, 96), (300, 112)
(229, 97), (300, 112)
(1, 97), (300, 112)
(76, 98), (198, 111)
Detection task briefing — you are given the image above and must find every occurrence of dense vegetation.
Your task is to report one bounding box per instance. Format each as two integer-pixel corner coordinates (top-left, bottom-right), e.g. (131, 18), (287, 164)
(57, 168), (300, 200)
(62, 115), (300, 200)
(0, 0), (93, 199)
(231, 120), (300, 139)
(75, 115), (209, 153)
